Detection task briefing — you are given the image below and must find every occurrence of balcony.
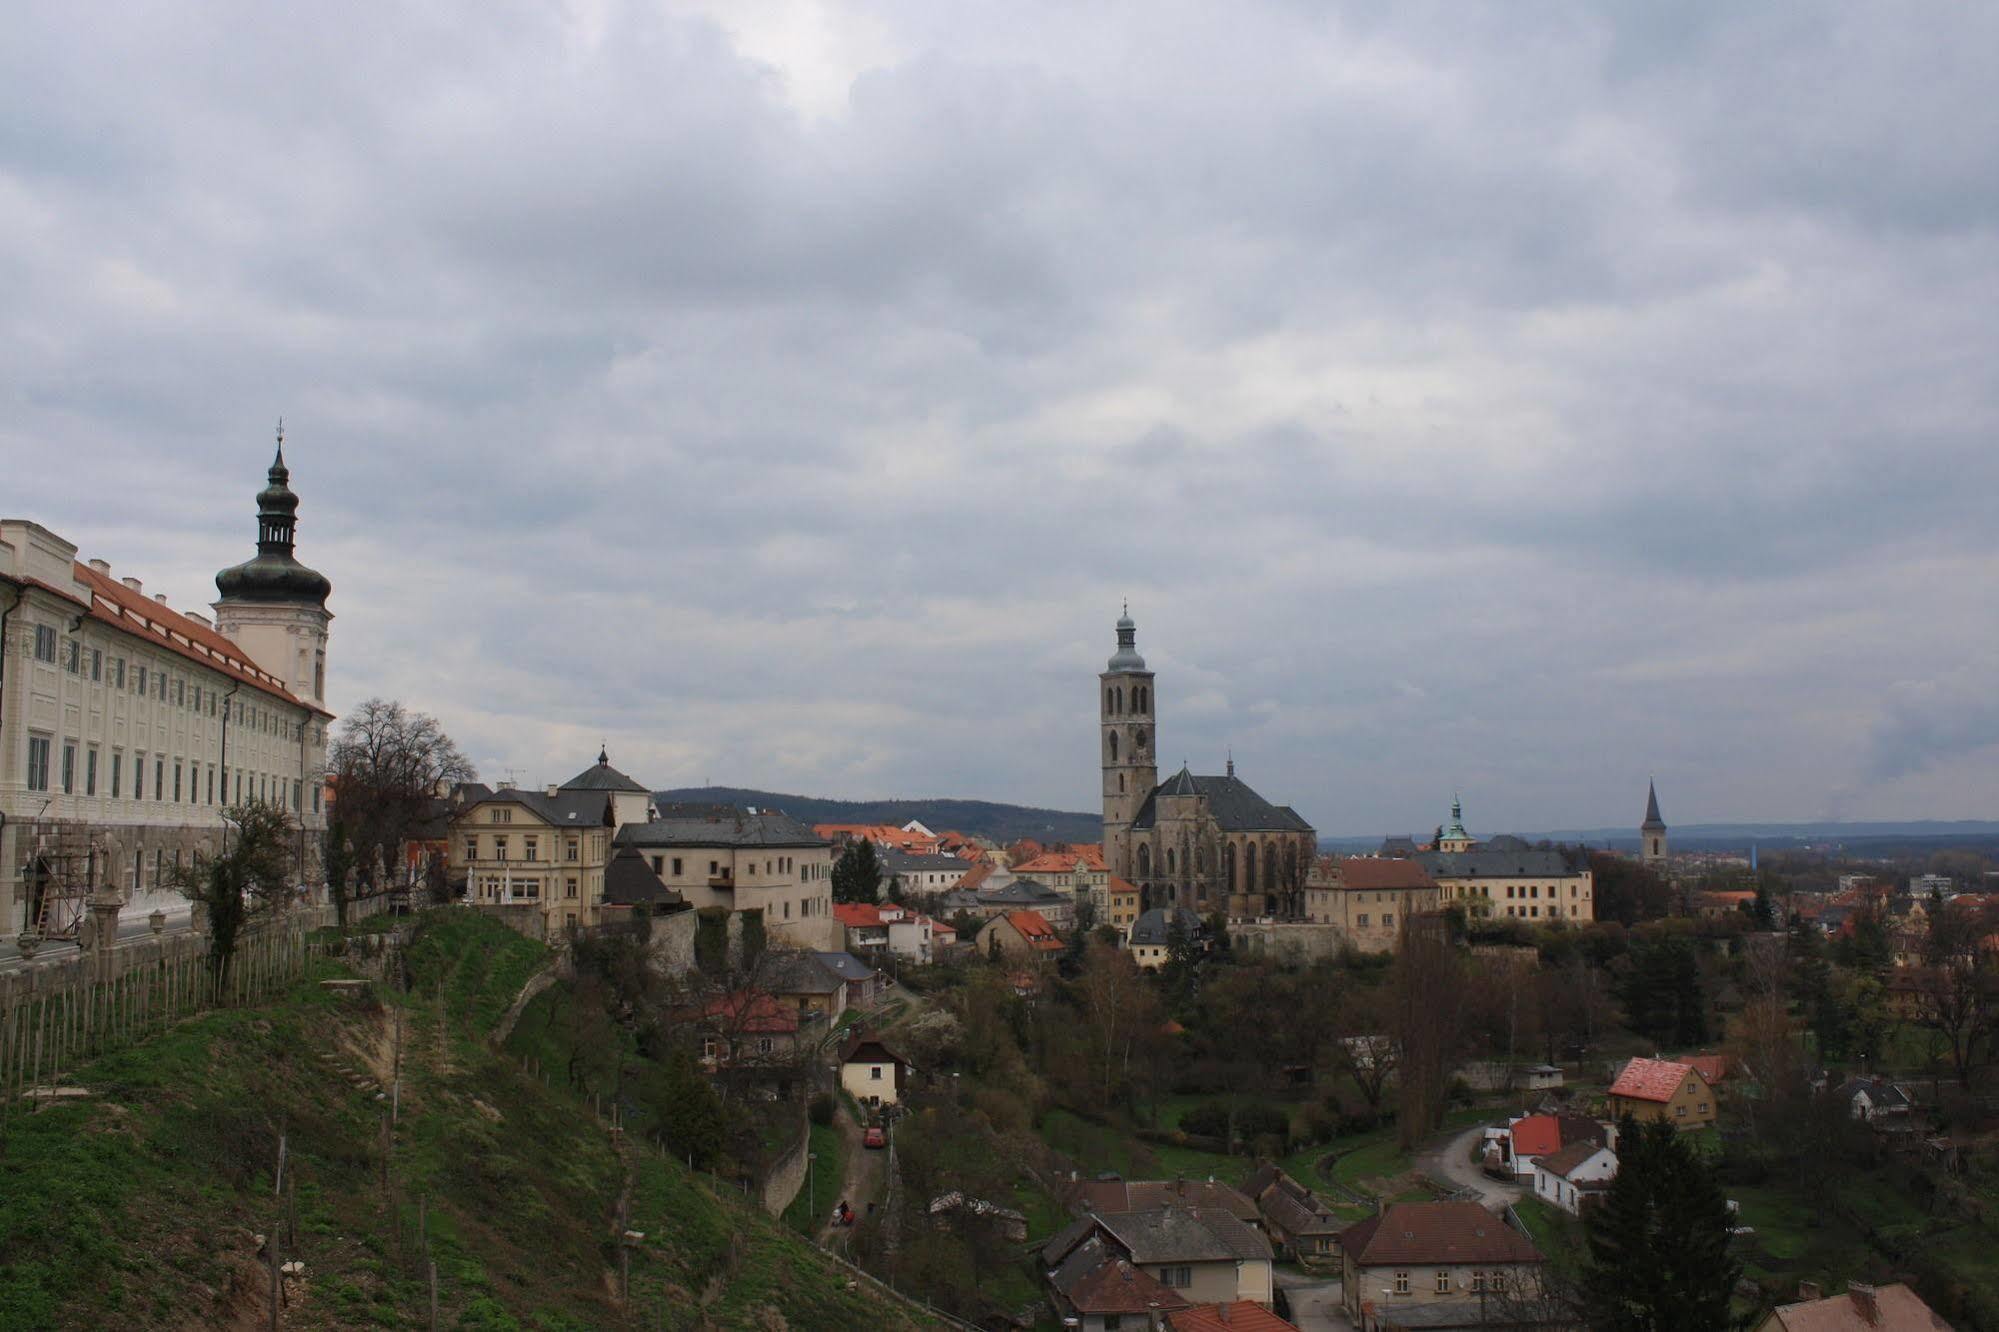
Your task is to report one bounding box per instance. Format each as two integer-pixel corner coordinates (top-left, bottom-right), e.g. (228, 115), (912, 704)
(707, 874), (735, 891)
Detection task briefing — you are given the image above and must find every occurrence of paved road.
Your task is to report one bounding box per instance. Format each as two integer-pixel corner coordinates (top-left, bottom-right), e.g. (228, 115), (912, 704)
(1416, 1122), (1524, 1210)
(819, 1101), (889, 1245)
(1275, 1271), (1351, 1331)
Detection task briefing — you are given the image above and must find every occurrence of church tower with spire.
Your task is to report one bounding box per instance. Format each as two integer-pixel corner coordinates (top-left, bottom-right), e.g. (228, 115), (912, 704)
(213, 426), (334, 708)
(1100, 606), (1157, 884)
(1641, 780), (1668, 868)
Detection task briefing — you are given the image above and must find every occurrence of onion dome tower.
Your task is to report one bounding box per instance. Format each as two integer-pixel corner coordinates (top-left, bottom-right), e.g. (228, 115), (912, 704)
(214, 426), (333, 705)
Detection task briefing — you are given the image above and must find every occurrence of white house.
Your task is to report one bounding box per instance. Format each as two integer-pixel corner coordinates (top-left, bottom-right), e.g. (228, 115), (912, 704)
(1532, 1143), (1618, 1216)
(839, 1032), (911, 1109)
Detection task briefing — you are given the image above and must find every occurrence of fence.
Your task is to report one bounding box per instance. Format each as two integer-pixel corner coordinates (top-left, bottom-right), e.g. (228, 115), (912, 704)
(0, 914), (320, 1112)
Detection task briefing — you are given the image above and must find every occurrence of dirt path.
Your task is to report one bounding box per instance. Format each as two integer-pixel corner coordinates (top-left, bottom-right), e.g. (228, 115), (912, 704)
(1415, 1122), (1523, 1210)
(819, 1103), (888, 1244)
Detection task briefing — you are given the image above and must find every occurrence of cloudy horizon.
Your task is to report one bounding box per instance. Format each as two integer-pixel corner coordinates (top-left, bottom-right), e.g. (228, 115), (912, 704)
(8, 2), (1998, 836)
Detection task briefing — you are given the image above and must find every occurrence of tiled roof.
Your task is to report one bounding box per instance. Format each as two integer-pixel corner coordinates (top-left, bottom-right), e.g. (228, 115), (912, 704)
(1338, 1201), (1544, 1268)
(1005, 910), (1064, 950)
(757, 950), (845, 996)
(812, 952), (876, 983)
(562, 752), (649, 793)
(1508, 1114), (1569, 1158)
(1130, 906), (1203, 946)
(982, 879), (1067, 907)
(701, 992), (798, 1034)
(1064, 1256), (1191, 1316)
(617, 805), (826, 849)
(1765, 1283), (1950, 1331)
(1107, 875), (1140, 897)
(834, 903), (885, 929)
(462, 786), (614, 827)
(1608, 1057), (1702, 1104)
(1096, 1205), (1272, 1264)
(1170, 1303), (1300, 1332)
(881, 848), (973, 872)
(70, 560), (328, 715)
(603, 846), (689, 910)
(1534, 1142), (1613, 1182)
(1070, 1179), (1260, 1224)
(1016, 852), (1091, 875)
(1677, 1053), (1733, 1084)
(1333, 858), (1441, 891)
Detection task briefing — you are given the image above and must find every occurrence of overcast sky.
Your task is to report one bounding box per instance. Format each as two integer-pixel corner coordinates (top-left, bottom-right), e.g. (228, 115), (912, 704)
(8, 2), (1998, 835)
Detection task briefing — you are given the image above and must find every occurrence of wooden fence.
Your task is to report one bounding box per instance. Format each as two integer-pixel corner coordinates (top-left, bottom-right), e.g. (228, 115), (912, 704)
(0, 915), (320, 1113)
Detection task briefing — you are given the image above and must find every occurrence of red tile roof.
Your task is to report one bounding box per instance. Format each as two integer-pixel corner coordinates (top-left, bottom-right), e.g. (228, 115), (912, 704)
(1016, 852), (1092, 875)
(1609, 1057), (1703, 1104)
(1170, 1303), (1299, 1332)
(1676, 1053), (1733, 1085)
(1508, 1114), (1565, 1158)
(1334, 858), (1440, 891)
(701, 992), (798, 1034)
(1006, 910), (1064, 951)
(1764, 1282), (1950, 1331)
(70, 561), (328, 716)
(834, 903), (884, 929)
(1339, 1201), (1544, 1268)
(1108, 875), (1140, 897)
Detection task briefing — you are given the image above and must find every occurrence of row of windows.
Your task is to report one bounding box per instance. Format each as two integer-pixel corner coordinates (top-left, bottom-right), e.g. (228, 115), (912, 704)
(1388, 1269), (1510, 1295)
(1501, 904), (1583, 918)
(23, 733), (319, 813)
(33, 623), (311, 741)
(1104, 684), (1150, 716)
(1502, 883), (1586, 900)
(476, 876), (581, 902)
(465, 834), (586, 862)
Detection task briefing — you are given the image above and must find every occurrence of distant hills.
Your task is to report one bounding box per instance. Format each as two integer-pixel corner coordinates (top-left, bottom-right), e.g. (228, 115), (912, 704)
(651, 787), (1102, 846)
(654, 789), (1999, 857)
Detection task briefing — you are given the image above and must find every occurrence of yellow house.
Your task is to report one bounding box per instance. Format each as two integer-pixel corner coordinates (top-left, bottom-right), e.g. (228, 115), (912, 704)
(1607, 1057), (1715, 1128)
(839, 1031), (910, 1109)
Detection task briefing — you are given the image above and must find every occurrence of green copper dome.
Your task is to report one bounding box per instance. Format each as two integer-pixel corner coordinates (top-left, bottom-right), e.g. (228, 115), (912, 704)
(215, 439), (332, 607)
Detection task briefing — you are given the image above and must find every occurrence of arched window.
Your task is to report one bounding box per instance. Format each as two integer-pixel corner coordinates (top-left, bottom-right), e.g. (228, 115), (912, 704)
(1107, 688), (1116, 714)
(1263, 842), (1278, 893)
(1108, 732), (1119, 762)
(1225, 843), (1236, 892)
(1138, 844), (1152, 877)
(1167, 848), (1176, 874)
(1244, 842), (1256, 893)
(1137, 686), (1148, 713)
(1118, 774), (1125, 793)
(1283, 841), (1298, 890)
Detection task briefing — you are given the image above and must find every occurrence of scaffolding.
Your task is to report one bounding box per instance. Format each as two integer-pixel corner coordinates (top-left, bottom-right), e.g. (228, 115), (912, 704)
(14, 817), (103, 940)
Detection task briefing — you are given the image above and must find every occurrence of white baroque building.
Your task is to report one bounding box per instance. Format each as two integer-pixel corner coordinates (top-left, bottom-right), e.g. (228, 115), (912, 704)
(0, 444), (335, 937)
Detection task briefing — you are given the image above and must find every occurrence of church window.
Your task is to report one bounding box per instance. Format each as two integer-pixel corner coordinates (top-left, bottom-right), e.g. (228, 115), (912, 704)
(1244, 843), (1256, 891)
(1108, 732), (1119, 762)
(1137, 686), (1148, 713)
(1225, 843), (1236, 892)
(1137, 844), (1152, 877)
(1133, 727), (1147, 752)
(1263, 843), (1277, 893)
(1166, 849), (1176, 874)
(1118, 774), (1125, 793)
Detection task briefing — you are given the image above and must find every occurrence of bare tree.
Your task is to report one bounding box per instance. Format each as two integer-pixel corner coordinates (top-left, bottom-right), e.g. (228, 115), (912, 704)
(1912, 899), (1999, 1091)
(1395, 913), (1463, 1150)
(327, 698), (475, 923)
(170, 801), (299, 986)
(1077, 941), (1163, 1111)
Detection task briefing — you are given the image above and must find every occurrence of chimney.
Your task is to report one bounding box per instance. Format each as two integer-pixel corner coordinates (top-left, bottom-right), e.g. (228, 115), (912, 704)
(121, 577), (143, 594)
(154, 592), (168, 604)
(1797, 1281), (1822, 1302)
(1849, 1284), (1878, 1324)
(1219, 1304), (1232, 1324)
(545, 784), (560, 797)
(185, 612), (211, 627)
(87, 558), (110, 575)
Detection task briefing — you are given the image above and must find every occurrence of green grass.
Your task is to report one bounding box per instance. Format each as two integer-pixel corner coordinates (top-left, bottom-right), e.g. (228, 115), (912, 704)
(784, 1121), (845, 1234)
(0, 910), (937, 1330)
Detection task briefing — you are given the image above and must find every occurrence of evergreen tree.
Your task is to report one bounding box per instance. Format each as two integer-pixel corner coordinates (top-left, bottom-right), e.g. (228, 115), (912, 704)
(1582, 1117), (1745, 1330)
(1751, 883), (1775, 929)
(831, 839), (883, 904)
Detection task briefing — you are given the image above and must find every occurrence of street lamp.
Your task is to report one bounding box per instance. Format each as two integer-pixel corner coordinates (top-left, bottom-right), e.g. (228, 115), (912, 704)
(808, 1151), (817, 1227)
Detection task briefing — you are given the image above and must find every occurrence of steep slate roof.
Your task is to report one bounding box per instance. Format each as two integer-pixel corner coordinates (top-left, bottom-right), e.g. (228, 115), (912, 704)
(839, 1030), (909, 1068)
(1414, 847), (1590, 879)
(812, 952), (877, 984)
(981, 879), (1067, 907)
(1338, 1201), (1544, 1268)
(1130, 906), (1203, 946)
(463, 786), (615, 827)
(1131, 768), (1316, 834)
(615, 804), (826, 849)
(1241, 1166), (1341, 1238)
(561, 749), (649, 793)
(757, 950), (845, 996)
(1379, 836), (1419, 857)
(1836, 1077), (1913, 1111)
(1643, 781), (1666, 830)
(1609, 1057), (1703, 1103)
(880, 848), (974, 873)
(1763, 1282), (1949, 1331)
(602, 846), (690, 910)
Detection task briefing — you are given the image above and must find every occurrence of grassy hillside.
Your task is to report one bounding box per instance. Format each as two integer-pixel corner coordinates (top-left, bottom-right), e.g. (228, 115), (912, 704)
(0, 911), (937, 1330)
(653, 786), (1100, 846)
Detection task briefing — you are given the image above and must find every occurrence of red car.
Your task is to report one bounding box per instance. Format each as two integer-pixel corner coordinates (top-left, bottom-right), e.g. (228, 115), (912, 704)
(862, 1125), (887, 1150)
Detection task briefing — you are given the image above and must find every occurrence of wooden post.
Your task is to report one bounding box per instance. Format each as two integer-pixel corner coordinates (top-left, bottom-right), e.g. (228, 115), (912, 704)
(275, 1130), (287, 1197)
(428, 1259), (439, 1332)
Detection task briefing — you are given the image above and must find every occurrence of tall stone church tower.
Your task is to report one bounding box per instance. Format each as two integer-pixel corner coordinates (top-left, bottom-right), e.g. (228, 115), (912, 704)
(213, 433), (333, 708)
(1100, 608), (1157, 883)
(1641, 780), (1668, 868)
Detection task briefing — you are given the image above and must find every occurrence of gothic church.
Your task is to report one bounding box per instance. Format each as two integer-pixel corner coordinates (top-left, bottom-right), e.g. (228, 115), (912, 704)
(1099, 610), (1316, 919)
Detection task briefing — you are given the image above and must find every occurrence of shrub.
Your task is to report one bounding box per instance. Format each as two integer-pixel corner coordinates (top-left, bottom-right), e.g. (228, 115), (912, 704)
(1180, 1100), (1288, 1146)
(808, 1093), (835, 1127)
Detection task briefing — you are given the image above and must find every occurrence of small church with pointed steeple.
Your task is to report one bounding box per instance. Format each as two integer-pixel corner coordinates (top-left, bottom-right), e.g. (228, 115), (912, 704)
(1641, 781), (1668, 868)
(1099, 609), (1317, 919)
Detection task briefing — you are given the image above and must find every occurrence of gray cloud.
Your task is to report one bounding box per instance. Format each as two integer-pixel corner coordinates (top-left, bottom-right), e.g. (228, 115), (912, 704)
(5, 1), (1998, 832)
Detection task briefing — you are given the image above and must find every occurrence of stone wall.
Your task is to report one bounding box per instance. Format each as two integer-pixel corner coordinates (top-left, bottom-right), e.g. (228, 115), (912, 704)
(1228, 920), (1350, 962)
(761, 1117), (810, 1217)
